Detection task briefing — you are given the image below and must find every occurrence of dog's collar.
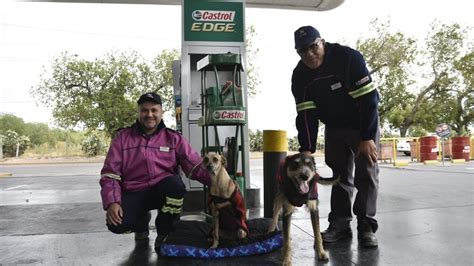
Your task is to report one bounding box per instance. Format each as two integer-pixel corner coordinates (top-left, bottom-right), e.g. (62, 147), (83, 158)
(209, 188), (237, 204)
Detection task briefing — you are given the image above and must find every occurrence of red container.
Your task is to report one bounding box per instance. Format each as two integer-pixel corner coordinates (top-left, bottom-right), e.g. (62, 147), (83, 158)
(420, 136), (438, 162)
(452, 136), (471, 160)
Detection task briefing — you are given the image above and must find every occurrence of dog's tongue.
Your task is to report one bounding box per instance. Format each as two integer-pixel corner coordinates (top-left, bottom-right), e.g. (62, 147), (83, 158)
(300, 181), (309, 193)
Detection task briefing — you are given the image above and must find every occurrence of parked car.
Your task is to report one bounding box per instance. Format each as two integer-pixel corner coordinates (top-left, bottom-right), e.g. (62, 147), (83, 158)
(397, 139), (411, 156)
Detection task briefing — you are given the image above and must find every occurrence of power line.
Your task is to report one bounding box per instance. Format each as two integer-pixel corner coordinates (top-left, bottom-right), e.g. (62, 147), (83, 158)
(1, 22), (180, 42)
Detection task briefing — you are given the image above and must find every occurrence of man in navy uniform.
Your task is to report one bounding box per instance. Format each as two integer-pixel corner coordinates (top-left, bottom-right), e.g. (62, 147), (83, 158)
(291, 25), (380, 248)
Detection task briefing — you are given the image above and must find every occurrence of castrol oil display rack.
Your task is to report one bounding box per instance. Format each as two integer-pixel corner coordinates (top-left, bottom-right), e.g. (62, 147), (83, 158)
(196, 53), (247, 182)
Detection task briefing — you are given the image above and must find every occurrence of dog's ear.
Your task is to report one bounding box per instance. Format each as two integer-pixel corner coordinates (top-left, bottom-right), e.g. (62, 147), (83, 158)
(277, 156), (290, 183)
(283, 155), (291, 168)
(220, 154), (227, 168)
(310, 156), (317, 171)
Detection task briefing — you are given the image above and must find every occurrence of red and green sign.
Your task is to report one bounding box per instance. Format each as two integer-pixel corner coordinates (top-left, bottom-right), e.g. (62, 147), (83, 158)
(183, 0), (244, 42)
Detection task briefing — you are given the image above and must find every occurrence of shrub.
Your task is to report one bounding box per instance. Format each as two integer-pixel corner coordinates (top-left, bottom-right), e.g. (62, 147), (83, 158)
(1, 130), (30, 157)
(81, 131), (107, 157)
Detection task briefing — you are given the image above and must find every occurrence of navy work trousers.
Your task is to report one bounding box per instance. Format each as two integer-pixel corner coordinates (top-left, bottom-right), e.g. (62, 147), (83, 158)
(107, 175), (186, 236)
(324, 127), (380, 232)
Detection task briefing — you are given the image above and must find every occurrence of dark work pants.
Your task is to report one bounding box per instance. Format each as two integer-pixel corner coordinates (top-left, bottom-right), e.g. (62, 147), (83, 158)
(107, 175), (186, 236)
(324, 126), (380, 232)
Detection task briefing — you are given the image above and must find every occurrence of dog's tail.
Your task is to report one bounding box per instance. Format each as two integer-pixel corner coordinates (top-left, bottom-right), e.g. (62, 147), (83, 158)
(316, 173), (340, 186)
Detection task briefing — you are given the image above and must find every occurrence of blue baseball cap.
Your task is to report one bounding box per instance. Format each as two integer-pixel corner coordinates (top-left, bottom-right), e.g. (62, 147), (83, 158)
(294, 26), (321, 50)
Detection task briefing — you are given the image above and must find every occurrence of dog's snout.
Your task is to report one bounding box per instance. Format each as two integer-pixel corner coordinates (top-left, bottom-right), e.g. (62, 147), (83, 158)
(299, 174), (309, 181)
(206, 164), (214, 172)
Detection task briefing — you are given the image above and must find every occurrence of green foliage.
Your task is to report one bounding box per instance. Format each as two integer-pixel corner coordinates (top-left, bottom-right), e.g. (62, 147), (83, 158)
(407, 126), (429, 138)
(1, 130), (30, 157)
(248, 129), (263, 151)
(81, 131), (108, 157)
(23, 122), (54, 146)
(0, 113), (83, 148)
(357, 19), (417, 136)
(287, 136), (299, 151)
(358, 19), (473, 136)
(0, 113), (26, 136)
(31, 49), (180, 138)
(245, 25), (261, 98)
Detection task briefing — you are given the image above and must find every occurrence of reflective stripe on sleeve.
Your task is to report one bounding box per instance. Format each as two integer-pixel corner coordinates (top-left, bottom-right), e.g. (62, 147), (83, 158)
(101, 173), (122, 181)
(348, 83), (375, 98)
(296, 101), (317, 112)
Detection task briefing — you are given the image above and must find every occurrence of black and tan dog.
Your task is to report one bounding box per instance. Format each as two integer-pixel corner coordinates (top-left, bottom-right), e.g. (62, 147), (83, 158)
(268, 153), (339, 265)
(204, 152), (248, 248)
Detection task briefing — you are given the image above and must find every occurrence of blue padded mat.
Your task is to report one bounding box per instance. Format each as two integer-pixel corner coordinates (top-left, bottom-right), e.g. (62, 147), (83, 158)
(160, 218), (283, 259)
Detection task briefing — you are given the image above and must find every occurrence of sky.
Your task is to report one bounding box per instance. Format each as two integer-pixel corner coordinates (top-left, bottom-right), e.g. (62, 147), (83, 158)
(0, 0), (473, 137)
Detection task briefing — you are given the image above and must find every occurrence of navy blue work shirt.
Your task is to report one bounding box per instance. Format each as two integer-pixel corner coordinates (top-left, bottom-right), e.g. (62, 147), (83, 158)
(291, 42), (379, 153)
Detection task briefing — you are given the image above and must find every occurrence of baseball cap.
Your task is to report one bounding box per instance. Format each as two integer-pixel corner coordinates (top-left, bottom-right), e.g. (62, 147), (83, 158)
(294, 26), (321, 50)
(137, 92), (162, 105)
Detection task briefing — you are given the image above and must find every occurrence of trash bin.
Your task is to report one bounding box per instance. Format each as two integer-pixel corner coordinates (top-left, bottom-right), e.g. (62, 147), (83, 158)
(443, 139), (452, 158)
(420, 136), (438, 162)
(378, 142), (394, 162)
(451, 136), (470, 160)
(409, 140), (419, 161)
(471, 137), (474, 160)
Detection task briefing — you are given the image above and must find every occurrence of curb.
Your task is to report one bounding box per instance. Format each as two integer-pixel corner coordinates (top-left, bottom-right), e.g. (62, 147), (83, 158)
(0, 173), (12, 177)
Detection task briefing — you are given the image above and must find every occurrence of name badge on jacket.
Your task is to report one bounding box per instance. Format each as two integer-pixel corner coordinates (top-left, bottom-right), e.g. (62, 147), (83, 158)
(160, 146), (170, 152)
(330, 82), (342, 90)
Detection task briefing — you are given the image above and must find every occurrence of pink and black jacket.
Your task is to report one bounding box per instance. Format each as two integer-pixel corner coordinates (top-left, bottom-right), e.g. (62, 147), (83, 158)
(99, 121), (210, 210)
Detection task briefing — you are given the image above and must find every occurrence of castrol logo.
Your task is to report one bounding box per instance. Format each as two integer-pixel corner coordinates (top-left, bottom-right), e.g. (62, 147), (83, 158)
(213, 110), (245, 120)
(192, 10), (235, 22)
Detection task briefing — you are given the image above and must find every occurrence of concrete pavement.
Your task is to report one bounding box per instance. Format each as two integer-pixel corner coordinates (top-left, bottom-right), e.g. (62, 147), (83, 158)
(0, 159), (473, 265)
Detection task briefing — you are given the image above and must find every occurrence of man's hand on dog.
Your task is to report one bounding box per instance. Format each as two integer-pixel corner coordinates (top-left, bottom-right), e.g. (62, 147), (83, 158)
(357, 140), (377, 165)
(106, 202), (123, 225)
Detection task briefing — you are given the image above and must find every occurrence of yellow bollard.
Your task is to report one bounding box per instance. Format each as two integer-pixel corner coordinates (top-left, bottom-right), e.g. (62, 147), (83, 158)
(263, 130), (287, 218)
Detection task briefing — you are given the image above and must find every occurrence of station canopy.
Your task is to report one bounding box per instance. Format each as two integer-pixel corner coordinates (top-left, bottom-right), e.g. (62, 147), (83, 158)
(20, 0), (345, 11)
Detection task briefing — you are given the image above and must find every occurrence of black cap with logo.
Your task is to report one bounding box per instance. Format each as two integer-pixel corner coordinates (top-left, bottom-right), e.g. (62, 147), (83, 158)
(137, 92), (162, 105)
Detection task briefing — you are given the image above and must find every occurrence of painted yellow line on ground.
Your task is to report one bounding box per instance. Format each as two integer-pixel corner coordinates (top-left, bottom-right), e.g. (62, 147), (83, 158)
(423, 160), (439, 165)
(394, 161), (409, 167)
(0, 173), (13, 177)
(451, 159), (466, 164)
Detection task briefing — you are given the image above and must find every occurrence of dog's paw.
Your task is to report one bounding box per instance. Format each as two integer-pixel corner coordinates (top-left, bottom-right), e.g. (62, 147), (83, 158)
(282, 259), (292, 266)
(237, 229), (248, 239)
(210, 242), (219, 249)
(318, 251), (329, 261)
(267, 225), (276, 234)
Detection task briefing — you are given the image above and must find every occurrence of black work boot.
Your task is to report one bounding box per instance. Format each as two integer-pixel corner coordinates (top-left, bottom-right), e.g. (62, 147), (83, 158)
(154, 234), (168, 254)
(321, 225), (352, 243)
(135, 212), (151, 241)
(134, 211), (151, 241)
(358, 221), (378, 248)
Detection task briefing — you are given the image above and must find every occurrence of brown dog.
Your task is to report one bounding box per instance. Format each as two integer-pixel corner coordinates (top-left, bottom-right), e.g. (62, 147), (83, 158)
(268, 153), (339, 265)
(204, 152), (248, 248)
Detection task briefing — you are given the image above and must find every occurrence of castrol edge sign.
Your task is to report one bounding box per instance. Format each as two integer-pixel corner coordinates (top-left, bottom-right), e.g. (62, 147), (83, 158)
(184, 0), (244, 42)
(192, 10), (235, 22)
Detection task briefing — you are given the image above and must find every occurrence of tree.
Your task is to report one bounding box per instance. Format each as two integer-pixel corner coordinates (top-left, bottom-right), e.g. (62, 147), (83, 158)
(245, 25), (261, 98)
(23, 122), (54, 146)
(356, 19), (417, 136)
(0, 113), (27, 136)
(450, 47), (474, 135)
(248, 129), (263, 151)
(358, 19), (473, 136)
(2, 130), (30, 157)
(31, 49), (179, 138)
